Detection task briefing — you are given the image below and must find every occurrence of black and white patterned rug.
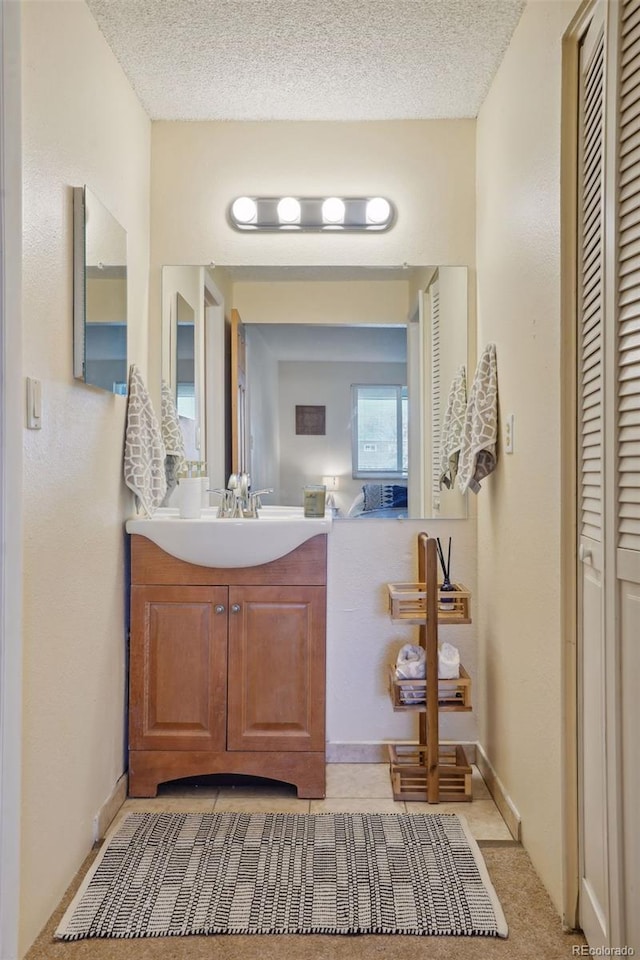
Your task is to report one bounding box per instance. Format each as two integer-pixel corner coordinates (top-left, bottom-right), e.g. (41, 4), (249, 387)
(55, 812), (508, 940)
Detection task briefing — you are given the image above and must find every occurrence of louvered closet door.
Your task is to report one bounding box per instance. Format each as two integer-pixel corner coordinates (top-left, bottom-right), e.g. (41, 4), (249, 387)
(617, 1), (640, 947)
(576, 5), (608, 947)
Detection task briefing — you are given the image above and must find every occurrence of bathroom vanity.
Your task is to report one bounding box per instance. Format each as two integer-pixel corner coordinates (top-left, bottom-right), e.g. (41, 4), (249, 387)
(127, 532), (327, 798)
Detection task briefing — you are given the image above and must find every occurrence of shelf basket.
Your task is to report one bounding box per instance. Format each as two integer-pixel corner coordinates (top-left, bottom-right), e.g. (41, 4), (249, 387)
(388, 665), (472, 712)
(388, 743), (472, 802)
(387, 582), (471, 624)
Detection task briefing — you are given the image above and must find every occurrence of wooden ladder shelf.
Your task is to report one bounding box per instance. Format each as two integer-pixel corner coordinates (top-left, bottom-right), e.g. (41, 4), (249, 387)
(386, 533), (472, 803)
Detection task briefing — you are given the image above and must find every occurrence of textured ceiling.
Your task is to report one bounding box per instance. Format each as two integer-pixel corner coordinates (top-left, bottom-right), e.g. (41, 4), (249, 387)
(84, 0), (526, 121)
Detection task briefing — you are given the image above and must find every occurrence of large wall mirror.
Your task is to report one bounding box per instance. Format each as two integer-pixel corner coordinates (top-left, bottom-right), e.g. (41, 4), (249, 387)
(73, 186), (128, 393)
(161, 264), (469, 519)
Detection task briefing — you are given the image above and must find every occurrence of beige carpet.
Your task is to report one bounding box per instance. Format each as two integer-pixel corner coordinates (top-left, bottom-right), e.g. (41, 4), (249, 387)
(26, 841), (586, 960)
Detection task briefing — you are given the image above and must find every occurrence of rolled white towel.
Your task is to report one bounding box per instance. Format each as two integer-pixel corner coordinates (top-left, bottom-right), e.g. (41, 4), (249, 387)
(395, 644), (425, 704)
(438, 642), (460, 679)
(395, 644), (426, 679)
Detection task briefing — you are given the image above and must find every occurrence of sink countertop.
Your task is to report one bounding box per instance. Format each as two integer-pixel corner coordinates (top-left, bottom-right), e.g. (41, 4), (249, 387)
(126, 506), (332, 567)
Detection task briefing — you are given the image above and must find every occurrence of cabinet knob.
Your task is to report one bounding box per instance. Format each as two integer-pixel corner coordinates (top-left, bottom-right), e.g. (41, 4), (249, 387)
(214, 604), (226, 614)
(231, 603), (241, 614)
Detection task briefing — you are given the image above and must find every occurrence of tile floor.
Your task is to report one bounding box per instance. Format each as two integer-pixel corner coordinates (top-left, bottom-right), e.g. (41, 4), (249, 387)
(108, 764), (513, 842)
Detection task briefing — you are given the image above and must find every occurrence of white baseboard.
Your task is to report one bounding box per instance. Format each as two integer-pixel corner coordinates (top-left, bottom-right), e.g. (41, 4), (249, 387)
(92, 773), (128, 842)
(475, 743), (521, 841)
(326, 741), (477, 764)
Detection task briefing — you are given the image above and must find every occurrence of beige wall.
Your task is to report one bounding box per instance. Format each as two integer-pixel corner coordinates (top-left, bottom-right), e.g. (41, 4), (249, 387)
(475, 0), (581, 913)
(151, 120), (476, 267)
(20, 0), (150, 952)
(233, 279), (410, 326)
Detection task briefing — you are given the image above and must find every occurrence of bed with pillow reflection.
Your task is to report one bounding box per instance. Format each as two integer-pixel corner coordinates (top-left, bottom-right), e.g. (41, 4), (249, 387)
(347, 483), (408, 519)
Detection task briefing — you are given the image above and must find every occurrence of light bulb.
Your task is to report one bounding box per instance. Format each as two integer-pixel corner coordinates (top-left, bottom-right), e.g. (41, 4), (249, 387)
(277, 196), (301, 224)
(322, 197), (345, 224)
(231, 196), (257, 224)
(366, 197), (391, 225)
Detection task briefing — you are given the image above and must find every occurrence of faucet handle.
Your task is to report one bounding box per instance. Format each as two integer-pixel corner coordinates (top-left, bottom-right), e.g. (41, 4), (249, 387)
(248, 488), (273, 513)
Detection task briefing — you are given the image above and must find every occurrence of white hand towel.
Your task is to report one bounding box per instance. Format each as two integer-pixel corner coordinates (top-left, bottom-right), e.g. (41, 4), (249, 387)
(160, 379), (185, 506)
(457, 343), (498, 494)
(439, 365), (467, 490)
(124, 364), (167, 515)
(395, 643), (426, 679)
(438, 642), (460, 679)
(395, 643), (426, 704)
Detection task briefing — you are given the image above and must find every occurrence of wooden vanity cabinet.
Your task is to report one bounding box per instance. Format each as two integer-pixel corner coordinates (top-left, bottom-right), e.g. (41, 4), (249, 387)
(128, 534), (327, 799)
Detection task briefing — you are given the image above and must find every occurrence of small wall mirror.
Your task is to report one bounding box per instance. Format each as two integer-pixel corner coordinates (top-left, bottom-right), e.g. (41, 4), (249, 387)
(73, 185), (128, 393)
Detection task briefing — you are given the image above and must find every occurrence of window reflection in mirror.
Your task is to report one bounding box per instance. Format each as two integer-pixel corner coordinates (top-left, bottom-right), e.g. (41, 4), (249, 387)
(73, 186), (128, 393)
(351, 383), (408, 479)
(161, 264), (469, 519)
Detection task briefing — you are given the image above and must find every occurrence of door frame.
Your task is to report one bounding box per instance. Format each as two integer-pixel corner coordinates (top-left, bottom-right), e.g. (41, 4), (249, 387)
(0, 2), (24, 956)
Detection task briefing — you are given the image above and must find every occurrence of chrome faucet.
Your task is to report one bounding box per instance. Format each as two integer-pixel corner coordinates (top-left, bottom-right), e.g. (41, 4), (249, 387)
(211, 473), (273, 518)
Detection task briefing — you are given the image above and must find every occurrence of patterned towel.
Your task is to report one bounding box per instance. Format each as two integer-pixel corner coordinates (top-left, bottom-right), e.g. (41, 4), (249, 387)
(160, 379), (185, 506)
(457, 344), (498, 494)
(439, 365), (467, 490)
(123, 365), (166, 515)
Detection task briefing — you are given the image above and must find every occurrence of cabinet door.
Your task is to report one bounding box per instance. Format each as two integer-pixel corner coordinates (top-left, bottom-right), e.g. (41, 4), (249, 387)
(227, 585), (326, 752)
(130, 585), (228, 752)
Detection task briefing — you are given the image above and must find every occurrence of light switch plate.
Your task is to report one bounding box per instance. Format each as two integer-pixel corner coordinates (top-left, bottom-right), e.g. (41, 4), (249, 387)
(26, 377), (42, 429)
(504, 413), (514, 454)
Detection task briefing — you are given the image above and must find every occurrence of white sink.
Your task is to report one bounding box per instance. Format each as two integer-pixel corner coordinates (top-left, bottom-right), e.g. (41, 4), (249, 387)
(126, 505), (332, 568)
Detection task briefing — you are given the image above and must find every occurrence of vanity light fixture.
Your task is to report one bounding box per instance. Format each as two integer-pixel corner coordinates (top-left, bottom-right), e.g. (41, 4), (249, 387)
(228, 196), (395, 232)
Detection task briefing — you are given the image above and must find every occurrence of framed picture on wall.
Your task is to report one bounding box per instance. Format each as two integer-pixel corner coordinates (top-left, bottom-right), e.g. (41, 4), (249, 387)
(296, 405), (326, 435)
